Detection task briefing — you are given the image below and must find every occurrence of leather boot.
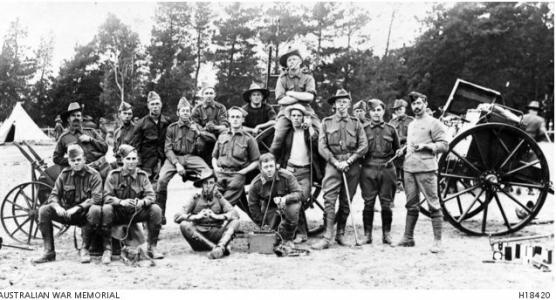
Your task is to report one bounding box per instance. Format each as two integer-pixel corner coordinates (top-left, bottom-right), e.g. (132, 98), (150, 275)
(32, 222), (56, 264)
(147, 222), (164, 259)
(294, 211), (308, 244)
(362, 211), (374, 244)
(80, 224), (93, 263)
(101, 226), (112, 264)
(381, 209), (393, 245)
(209, 223), (236, 259)
(397, 212), (418, 247)
(311, 215), (334, 250)
(335, 221), (348, 246)
(156, 191), (168, 225)
(430, 211), (443, 253)
(180, 223), (217, 251)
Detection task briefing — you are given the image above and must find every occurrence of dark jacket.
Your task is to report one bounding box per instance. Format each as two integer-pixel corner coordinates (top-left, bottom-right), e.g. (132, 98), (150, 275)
(129, 114), (172, 164)
(277, 127), (324, 183)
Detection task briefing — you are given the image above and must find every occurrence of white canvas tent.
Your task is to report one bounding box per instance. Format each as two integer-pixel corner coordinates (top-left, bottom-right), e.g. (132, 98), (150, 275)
(0, 102), (52, 143)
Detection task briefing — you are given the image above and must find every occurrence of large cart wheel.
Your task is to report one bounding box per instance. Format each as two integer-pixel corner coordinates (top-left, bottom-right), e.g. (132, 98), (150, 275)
(255, 127), (325, 236)
(1, 182), (69, 244)
(419, 178), (485, 219)
(438, 123), (550, 236)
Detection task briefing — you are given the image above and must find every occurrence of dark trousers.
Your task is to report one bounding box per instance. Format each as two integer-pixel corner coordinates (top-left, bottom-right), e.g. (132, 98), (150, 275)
(37, 203), (93, 253)
(103, 204), (163, 245)
(216, 171), (246, 206)
(261, 203), (301, 242)
(360, 164), (396, 214)
(288, 166), (311, 236)
(179, 219), (239, 251)
(157, 155), (211, 192)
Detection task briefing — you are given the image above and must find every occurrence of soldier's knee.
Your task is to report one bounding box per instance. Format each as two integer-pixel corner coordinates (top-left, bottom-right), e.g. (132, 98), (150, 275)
(149, 204), (162, 217)
(179, 221), (195, 235)
(38, 204), (53, 222)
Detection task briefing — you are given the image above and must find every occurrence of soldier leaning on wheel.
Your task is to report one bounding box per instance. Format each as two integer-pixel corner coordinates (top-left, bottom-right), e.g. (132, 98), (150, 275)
(248, 153), (304, 248)
(241, 82), (276, 136)
(312, 89), (368, 250)
(156, 97), (211, 225)
(396, 91), (449, 254)
(360, 99), (400, 245)
(212, 106), (260, 212)
(33, 144), (103, 264)
(174, 170), (239, 260)
(103, 144), (164, 260)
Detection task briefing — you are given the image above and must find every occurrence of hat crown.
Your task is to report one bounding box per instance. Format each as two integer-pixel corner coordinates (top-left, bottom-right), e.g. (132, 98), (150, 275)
(248, 82), (264, 90)
(528, 101), (540, 108)
(335, 89), (350, 98)
(177, 97), (191, 109)
(67, 102), (82, 112)
(118, 101), (133, 112)
(147, 91), (161, 102)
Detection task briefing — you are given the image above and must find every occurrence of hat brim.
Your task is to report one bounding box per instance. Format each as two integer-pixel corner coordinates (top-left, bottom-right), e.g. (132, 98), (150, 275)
(285, 105), (308, 116)
(279, 50), (302, 68)
(193, 174), (216, 188)
(243, 88), (270, 102)
(61, 107), (83, 123)
(527, 106), (540, 110)
(327, 95), (351, 105)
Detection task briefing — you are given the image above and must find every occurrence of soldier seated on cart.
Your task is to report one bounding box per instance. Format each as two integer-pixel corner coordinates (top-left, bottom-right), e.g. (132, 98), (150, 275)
(241, 82), (276, 136)
(32, 144), (104, 264)
(53, 102), (110, 178)
(212, 106), (261, 213)
(103, 144), (164, 260)
(248, 153), (303, 248)
(174, 170), (239, 259)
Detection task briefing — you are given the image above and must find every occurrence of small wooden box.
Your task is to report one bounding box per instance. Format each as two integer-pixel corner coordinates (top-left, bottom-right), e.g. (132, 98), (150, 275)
(247, 231), (275, 254)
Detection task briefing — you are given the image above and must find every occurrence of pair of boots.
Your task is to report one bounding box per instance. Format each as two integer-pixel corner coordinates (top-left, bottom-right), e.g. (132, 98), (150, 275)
(310, 216), (346, 250)
(363, 210), (393, 245)
(147, 222), (164, 259)
(397, 211), (442, 253)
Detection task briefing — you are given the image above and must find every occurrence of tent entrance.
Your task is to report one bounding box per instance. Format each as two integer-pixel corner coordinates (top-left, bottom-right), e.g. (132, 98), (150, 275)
(5, 124), (15, 142)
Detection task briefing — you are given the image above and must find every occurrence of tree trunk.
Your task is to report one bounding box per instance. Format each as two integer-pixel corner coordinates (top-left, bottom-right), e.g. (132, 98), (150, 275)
(194, 29), (202, 90)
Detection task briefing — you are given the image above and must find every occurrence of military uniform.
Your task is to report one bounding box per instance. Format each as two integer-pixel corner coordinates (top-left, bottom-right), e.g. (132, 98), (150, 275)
(248, 169), (303, 242)
(522, 113), (547, 141)
(175, 189), (239, 252)
(316, 114), (368, 247)
(212, 129), (260, 210)
(34, 165), (103, 263)
(54, 122), (64, 141)
(113, 121), (135, 159)
(360, 121), (400, 244)
(191, 101), (229, 162)
(389, 113), (414, 187)
(156, 119), (211, 220)
(103, 167), (163, 258)
(53, 127), (109, 177)
(128, 114), (172, 185)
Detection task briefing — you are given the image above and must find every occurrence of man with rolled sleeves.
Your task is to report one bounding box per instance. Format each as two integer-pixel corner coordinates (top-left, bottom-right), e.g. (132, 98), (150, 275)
(312, 89), (368, 250)
(32, 144), (104, 264)
(248, 153), (303, 247)
(360, 99), (400, 245)
(269, 49), (320, 157)
(397, 91), (449, 253)
(389, 99), (414, 192)
(103, 144), (164, 259)
(242, 82), (276, 136)
(53, 102), (109, 177)
(174, 170), (239, 259)
(113, 101), (135, 163)
(129, 91), (172, 188)
(353, 100), (370, 124)
(157, 97), (211, 224)
(212, 106), (260, 213)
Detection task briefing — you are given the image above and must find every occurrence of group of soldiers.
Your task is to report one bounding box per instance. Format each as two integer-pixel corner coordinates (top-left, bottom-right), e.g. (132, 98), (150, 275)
(33, 48), (454, 265)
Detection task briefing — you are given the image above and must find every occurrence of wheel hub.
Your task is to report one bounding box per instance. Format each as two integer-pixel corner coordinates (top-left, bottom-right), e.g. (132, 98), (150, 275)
(480, 171), (500, 188)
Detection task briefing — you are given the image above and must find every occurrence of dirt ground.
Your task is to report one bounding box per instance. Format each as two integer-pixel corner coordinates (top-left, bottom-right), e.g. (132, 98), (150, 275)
(0, 143), (554, 289)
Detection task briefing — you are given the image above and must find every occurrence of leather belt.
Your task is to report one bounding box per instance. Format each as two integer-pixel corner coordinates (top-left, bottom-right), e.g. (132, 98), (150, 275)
(364, 161), (394, 168)
(286, 163), (310, 173)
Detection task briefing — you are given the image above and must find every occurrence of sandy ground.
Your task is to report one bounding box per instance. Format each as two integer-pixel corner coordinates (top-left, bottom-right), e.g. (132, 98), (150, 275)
(0, 143), (554, 289)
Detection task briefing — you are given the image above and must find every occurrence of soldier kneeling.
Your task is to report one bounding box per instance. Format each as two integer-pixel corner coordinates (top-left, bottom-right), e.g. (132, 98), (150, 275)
(103, 144), (164, 260)
(174, 170), (239, 259)
(32, 144), (103, 264)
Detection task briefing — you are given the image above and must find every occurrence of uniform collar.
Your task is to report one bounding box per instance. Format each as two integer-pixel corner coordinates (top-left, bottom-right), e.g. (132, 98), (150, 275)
(261, 172), (282, 185)
(287, 70), (301, 79)
(70, 165), (88, 177)
(178, 119), (192, 128)
(371, 121), (385, 128)
(70, 126), (83, 134)
(203, 101), (216, 109)
(333, 113), (350, 122)
(226, 128), (245, 136)
(121, 167), (138, 179)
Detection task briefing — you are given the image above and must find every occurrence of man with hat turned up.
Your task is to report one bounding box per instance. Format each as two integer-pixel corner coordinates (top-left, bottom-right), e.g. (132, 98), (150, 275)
(113, 101), (135, 164)
(312, 89), (368, 250)
(360, 99), (400, 245)
(53, 102), (109, 177)
(353, 100), (370, 124)
(212, 106), (260, 213)
(389, 99), (414, 192)
(248, 153), (303, 248)
(174, 170), (239, 259)
(129, 91), (172, 188)
(522, 100), (547, 142)
(269, 49), (320, 157)
(397, 91), (449, 253)
(33, 144), (104, 264)
(157, 97), (212, 224)
(103, 144), (164, 259)
(242, 82), (276, 136)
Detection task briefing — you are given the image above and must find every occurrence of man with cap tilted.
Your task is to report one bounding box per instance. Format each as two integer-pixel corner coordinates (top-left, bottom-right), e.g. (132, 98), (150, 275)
(521, 100), (547, 141)
(53, 102), (109, 176)
(274, 103), (323, 243)
(212, 106), (261, 213)
(174, 169), (239, 259)
(248, 153), (303, 248)
(353, 100), (370, 124)
(103, 144), (164, 259)
(54, 115), (64, 141)
(397, 91), (449, 253)
(32, 144), (104, 264)
(129, 91), (172, 188)
(156, 97), (212, 224)
(389, 99), (414, 192)
(269, 49), (320, 157)
(113, 101), (135, 162)
(312, 89), (368, 250)
(241, 82), (276, 136)
(360, 99), (400, 245)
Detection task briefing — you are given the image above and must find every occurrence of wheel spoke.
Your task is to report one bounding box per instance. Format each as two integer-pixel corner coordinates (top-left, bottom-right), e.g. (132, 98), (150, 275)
(443, 184), (481, 202)
(19, 190), (34, 209)
(449, 149), (481, 174)
(456, 196), (464, 215)
(4, 199), (29, 212)
(471, 134), (489, 168)
(439, 173), (476, 181)
(503, 160), (540, 177)
(499, 188), (532, 214)
(492, 129), (510, 153)
(498, 140), (525, 170)
(3, 214), (30, 219)
(33, 222), (40, 238)
(493, 192), (512, 231)
(501, 181), (546, 190)
(312, 200), (324, 211)
(456, 189), (484, 224)
(10, 217), (31, 236)
(481, 194), (490, 233)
